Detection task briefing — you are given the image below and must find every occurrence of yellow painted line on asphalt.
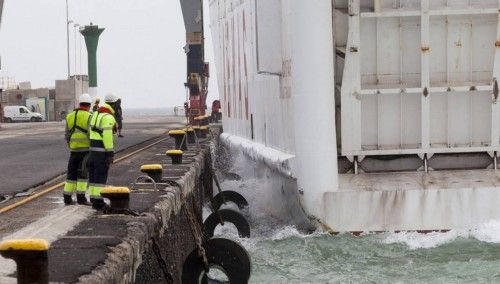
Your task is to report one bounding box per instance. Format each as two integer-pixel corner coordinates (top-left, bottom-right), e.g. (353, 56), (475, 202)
(0, 137), (169, 215)
(114, 137), (168, 163)
(0, 183), (64, 214)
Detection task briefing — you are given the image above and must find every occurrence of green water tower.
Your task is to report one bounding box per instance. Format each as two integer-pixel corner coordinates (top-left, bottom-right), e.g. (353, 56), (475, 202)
(80, 23), (104, 98)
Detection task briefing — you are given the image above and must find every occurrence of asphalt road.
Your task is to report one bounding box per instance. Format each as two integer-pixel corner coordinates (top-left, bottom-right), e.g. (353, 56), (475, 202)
(0, 116), (185, 196)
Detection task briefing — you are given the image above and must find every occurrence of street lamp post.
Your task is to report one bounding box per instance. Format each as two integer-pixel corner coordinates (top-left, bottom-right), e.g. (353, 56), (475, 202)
(79, 26), (84, 93)
(73, 23), (80, 103)
(65, 0), (71, 78)
(79, 26), (82, 77)
(74, 23), (79, 77)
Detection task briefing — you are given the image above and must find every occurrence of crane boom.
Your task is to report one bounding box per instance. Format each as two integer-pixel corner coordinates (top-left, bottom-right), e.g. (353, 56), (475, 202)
(179, 0), (209, 123)
(180, 0), (203, 34)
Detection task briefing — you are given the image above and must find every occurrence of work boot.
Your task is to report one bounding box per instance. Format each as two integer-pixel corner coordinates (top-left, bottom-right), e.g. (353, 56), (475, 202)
(91, 199), (103, 210)
(91, 199), (110, 211)
(63, 195), (73, 205)
(76, 194), (90, 205)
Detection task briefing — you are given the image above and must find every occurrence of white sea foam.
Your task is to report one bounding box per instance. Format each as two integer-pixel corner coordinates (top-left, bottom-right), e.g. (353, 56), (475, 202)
(383, 230), (465, 249)
(220, 133), (296, 178)
(270, 226), (304, 241)
(207, 167), (315, 246)
(470, 220), (500, 243)
(383, 220), (500, 249)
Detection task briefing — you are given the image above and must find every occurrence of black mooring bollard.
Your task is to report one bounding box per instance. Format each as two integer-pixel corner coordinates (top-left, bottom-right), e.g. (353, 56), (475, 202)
(0, 239), (50, 284)
(201, 115), (210, 126)
(100, 187), (131, 213)
(193, 115), (203, 126)
(169, 129), (187, 150)
(200, 126), (209, 138)
(193, 125), (202, 138)
(184, 127), (196, 144)
(140, 164), (163, 182)
(166, 149), (184, 164)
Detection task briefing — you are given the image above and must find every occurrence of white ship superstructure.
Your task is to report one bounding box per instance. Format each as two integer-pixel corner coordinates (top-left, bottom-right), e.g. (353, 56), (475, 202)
(209, 0), (500, 232)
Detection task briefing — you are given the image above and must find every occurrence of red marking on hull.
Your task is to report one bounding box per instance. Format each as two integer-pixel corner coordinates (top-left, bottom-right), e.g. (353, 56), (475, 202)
(232, 16), (236, 121)
(224, 20), (230, 118)
(245, 97), (249, 120)
(330, 230), (452, 236)
(238, 12), (242, 120)
(243, 9), (249, 120)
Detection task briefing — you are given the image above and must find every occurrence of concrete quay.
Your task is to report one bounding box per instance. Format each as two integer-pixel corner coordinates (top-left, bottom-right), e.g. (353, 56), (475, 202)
(0, 122), (218, 283)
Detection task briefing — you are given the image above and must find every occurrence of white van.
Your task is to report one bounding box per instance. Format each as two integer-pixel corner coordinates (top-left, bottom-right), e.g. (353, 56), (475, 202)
(3, 106), (43, 123)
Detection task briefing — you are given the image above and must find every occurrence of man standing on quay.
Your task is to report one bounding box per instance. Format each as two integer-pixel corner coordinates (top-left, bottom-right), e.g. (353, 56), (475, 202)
(88, 94), (118, 210)
(63, 94), (93, 205)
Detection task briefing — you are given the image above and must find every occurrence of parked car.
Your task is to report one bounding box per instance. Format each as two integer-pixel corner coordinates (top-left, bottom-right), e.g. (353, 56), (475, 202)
(3, 106), (43, 123)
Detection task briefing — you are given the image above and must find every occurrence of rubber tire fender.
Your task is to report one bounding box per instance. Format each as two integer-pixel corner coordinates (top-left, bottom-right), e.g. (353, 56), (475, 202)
(204, 209), (251, 238)
(182, 238), (252, 284)
(212, 191), (248, 211)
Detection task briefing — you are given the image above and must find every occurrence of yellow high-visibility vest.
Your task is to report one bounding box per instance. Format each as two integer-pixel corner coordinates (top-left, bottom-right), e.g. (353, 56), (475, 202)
(65, 109), (91, 151)
(89, 103), (116, 152)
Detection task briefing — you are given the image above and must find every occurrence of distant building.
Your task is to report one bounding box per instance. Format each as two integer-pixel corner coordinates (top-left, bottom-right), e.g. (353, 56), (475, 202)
(18, 81), (32, 90)
(54, 76), (89, 121)
(0, 75), (89, 121)
(0, 75), (16, 91)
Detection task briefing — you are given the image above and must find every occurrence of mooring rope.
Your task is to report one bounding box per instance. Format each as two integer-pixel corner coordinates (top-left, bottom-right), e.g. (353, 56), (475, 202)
(151, 237), (175, 284)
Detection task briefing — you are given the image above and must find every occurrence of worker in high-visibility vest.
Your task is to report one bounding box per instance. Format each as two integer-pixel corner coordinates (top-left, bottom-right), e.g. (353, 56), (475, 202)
(211, 100), (221, 122)
(63, 93), (93, 205)
(88, 94), (118, 210)
(92, 98), (100, 112)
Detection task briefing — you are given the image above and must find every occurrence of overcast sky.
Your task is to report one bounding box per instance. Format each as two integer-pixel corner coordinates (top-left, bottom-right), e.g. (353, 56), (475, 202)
(0, 0), (218, 109)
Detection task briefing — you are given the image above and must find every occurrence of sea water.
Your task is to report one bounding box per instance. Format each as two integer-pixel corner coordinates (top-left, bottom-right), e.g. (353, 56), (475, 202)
(242, 224), (500, 283)
(208, 177), (500, 284)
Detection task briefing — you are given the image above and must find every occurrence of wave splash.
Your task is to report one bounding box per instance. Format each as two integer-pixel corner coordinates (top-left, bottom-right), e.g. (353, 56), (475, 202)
(383, 220), (500, 249)
(214, 143), (500, 252)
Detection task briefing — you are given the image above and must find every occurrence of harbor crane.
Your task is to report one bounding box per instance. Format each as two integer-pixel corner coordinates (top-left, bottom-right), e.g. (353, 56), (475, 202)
(179, 0), (209, 123)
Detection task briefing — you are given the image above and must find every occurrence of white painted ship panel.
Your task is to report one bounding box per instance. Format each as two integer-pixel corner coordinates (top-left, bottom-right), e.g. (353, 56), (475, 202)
(338, 0), (500, 157)
(209, 0), (296, 154)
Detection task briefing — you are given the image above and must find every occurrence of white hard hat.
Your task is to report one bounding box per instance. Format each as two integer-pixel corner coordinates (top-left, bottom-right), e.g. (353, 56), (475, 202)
(105, 93), (118, 103)
(78, 93), (92, 104)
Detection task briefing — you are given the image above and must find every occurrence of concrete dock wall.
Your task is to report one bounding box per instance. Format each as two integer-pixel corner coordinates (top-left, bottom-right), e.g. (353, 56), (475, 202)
(73, 147), (211, 283)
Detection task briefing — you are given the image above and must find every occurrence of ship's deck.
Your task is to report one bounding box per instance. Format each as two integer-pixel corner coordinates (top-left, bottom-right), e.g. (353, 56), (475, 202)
(339, 169), (500, 192)
(326, 169), (500, 232)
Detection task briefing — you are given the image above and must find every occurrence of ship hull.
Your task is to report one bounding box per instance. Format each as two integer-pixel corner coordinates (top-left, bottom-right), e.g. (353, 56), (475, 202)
(210, 0), (500, 232)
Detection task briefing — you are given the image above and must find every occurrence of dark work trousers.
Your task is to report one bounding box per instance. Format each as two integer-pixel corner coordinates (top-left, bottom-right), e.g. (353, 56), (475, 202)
(66, 151), (89, 182)
(64, 151), (89, 197)
(88, 151), (111, 200)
